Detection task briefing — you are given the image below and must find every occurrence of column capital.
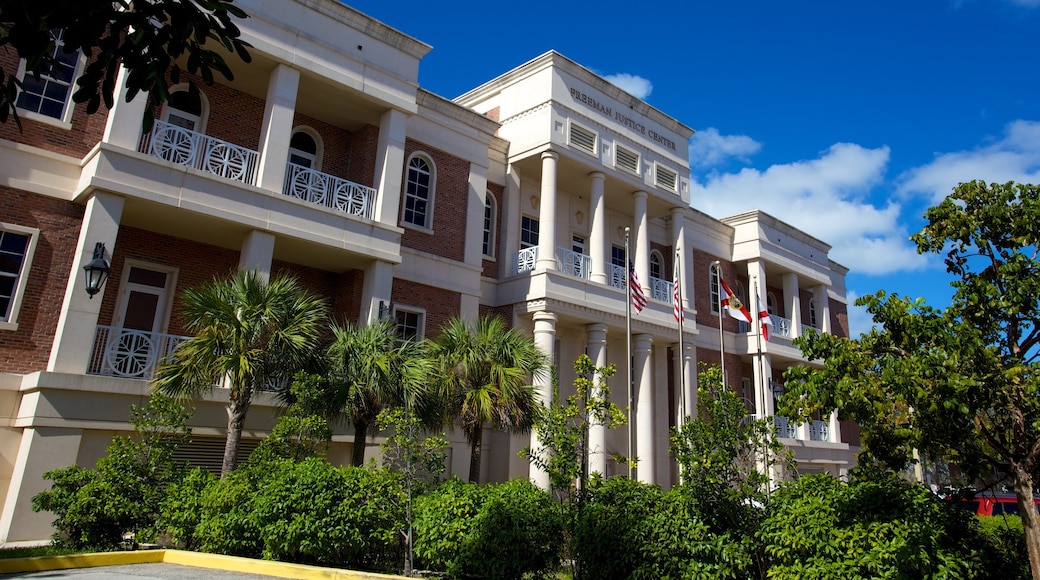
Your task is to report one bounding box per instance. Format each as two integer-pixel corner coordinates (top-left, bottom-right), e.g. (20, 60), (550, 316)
(533, 311), (558, 325)
(633, 333), (653, 351)
(541, 150), (559, 161)
(589, 171), (605, 180)
(586, 322), (607, 344)
(632, 190), (648, 200)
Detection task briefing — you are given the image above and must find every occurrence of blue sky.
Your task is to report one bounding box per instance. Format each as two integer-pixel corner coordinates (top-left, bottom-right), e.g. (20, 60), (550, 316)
(344, 0), (1040, 335)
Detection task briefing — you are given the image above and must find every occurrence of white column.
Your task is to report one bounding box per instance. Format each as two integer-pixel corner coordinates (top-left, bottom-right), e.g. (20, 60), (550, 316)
(255, 64), (300, 192)
(783, 272), (802, 337)
(673, 341), (696, 422)
(670, 208), (688, 311)
(0, 427), (83, 543)
(464, 163), (490, 267)
(632, 191), (649, 297)
(101, 66), (148, 150)
(535, 152), (559, 272)
(47, 192), (124, 374)
(586, 323), (608, 476)
(828, 411), (841, 443)
(747, 260), (769, 417)
(815, 284), (831, 333)
(588, 172), (607, 285)
(530, 311), (557, 488)
(238, 230), (275, 280)
(374, 108), (408, 226)
(360, 260), (395, 324)
(633, 333), (654, 484)
(500, 165), (522, 278)
(759, 354), (775, 417)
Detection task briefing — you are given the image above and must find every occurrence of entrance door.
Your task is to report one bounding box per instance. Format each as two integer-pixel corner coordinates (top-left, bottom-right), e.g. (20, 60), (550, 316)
(106, 265), (174, 378)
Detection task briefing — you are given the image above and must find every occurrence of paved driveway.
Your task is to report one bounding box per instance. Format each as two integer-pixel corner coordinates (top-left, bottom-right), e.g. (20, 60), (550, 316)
(0, 562), (280, 579)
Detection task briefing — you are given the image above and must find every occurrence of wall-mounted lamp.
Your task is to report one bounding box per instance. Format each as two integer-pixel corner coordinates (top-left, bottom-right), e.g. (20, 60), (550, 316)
(83, 242), (111, 299)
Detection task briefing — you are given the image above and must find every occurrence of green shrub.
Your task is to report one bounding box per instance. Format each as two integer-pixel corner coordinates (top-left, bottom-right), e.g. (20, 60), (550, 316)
(572, 476), (662, 580)
(413, 477), (489, 576)
(976, 515), (1030, 579)
(195, 465), (266, 558)
(156, 467), (217, 550)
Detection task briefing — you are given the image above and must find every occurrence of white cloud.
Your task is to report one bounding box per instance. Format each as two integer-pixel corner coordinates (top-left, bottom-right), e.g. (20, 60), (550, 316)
(692, 142), (927, 276)
(688, 127), (762, 168)
(603, 73), (653, 99)
(844, 290), (876, 338)
(898, 119), (1040, 203)
(1009, 0), (1040, 7)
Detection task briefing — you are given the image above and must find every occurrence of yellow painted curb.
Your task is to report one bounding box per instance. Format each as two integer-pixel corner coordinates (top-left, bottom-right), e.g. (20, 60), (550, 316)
(0, 549), (412, 579)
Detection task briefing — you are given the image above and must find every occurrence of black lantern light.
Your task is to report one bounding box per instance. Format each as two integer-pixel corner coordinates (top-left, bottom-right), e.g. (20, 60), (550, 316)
(83, 242), (111, 299)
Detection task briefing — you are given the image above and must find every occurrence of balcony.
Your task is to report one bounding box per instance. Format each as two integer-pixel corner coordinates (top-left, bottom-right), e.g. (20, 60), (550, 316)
(87, 326), (190, 380)
(769, 315), (793, 339)
(810, 420), (830, 442)
(139, 121), (259, 185)
(774, 415), (798, 439)
(649, 277), (670, 302)
(556, 247), (590, 280)
(282, 163), (376, 219)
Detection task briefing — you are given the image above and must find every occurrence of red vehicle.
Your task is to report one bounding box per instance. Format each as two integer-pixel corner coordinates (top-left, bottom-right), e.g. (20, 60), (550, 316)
(949, 492), (1040, 516)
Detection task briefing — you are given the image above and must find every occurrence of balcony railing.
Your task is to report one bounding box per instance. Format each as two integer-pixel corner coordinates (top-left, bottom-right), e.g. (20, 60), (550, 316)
(140, 121), (259, 185)
(810, 420), (830, 442)
(517, 247), (537, 273)
(774, 415), (798, 439)
(88, 325), (191, 380)
(283, 163), (375, 219)
(610, 264), (626, 289)
(650, 276), (670, 302)
(770, 315), (793, 339)
(555, 247), (590, 279)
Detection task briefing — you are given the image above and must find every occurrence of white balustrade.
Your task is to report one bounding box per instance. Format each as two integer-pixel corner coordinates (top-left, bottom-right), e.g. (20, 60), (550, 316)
(650, 277), (670, 302)
(610, 265), (627, 289)
(774, 415), (798, 439)
(555, 247), (590, 279)
(810, 420), (830, 442)
(770, 315), (793, 339)
(516, 247), (538, 273)
(88, 325), (191, 380)
(283, 163), (375, 219)
(140, 121), (259, 185)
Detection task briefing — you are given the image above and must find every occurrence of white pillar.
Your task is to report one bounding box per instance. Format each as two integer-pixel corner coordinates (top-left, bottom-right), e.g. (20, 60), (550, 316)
(255, 64), (300, 192)
(670, 208), (688, 311)
(828, 411), (841, 443)
(586, 323), (608, 476)
(47, 192), (124, 374)
(530, 311), (557, 488)
(588, 172), (607, 285)
(535, 152), (559, 272)
(360, 260), (395, 324)
(747, 259), (769, 417)
(0, 427), (83, 543)
(674, 341), (697, 422)
(102, 66), (148, 150)
(783, 272), (802, 337)
(500, 166), (522, 279)
(633, 333), (654, 484)
(815, 284), (831, 333)
(632, 191), (649, 297)
(238, 230), (275, 279)
(759, 354), (775, 417)
(374, 109), (408, 226)
(464, 164), (490, 267)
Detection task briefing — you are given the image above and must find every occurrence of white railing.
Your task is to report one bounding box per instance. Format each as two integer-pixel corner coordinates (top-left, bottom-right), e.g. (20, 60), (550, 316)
(283, 163), (375, 219)
(88, 325), (191, 380)
(650, 276), (670, 302)
(140, 120), (259, 185)
(810, 420), (830, 442)
(774, 415), (798, 439)
(516, 247), (537, 273)
(771, 315), (793, 339)
(610, 265), (626, 289)
(555, 247), (590, 279)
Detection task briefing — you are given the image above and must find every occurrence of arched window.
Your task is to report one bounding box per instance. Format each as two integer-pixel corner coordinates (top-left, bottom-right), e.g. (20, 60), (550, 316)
(482, 193), (497, 258)
(162, 85), (208, 132)
(709, 265), (720, 314)
(649, 251), (663, 280)
(808, 299), (818, 328)
(403, 154), (434, 229)
(288, 129), (321, 169)
(767, 292), (777, 315)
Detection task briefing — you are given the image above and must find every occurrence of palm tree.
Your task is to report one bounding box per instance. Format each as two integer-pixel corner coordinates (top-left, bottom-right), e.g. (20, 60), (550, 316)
(153, 270), (327, 477)
(328, 318), (437, 466)
(431, 315), (548, 483)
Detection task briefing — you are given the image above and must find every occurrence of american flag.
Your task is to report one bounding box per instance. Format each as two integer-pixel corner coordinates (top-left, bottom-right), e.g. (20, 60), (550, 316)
(673, 272), (685, 323)
(630, 266), (647, 314)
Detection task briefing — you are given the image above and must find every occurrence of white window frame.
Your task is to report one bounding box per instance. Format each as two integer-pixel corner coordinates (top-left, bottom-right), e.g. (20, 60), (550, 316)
(520, 215), (539, 250)
(767, 292), (777, 316)
(402, 153), (435, 231)
(0, 224), (40, 331)
(482, 192), (497, 259)
(14, 29), (85, 128)
(709, 266), (720, 314)
(160, 83), (210, 134)
(392, 305), (426, 342)
(567, 120), (598, 157)
(808, 298), (818, 328)
(110, 260), (178, 334)
(649, 250), (663, 280)
(288, 126), (323, 170)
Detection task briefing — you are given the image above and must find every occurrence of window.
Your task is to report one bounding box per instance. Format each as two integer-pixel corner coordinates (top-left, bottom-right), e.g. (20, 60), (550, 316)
(288, 130), (320, 169)
(520, 216), (539, 249)
(655, 163), (678, 191)
(767, 293), (777, 315)
(482, 193), (496, 258)
(394, 307), (425, 342)
(649, 251), (663, 280)
(808, 299), (817, 328)
(15, 28), (82, 124)
(709, 266), (720, 314)
(568, 121), (597, 156)
(163, 87), (206, 131)
(403, 155), (434, 229)
(615, 145), (640, 174)
(611, 246), (627, 268)
(0, 225), (40, 330)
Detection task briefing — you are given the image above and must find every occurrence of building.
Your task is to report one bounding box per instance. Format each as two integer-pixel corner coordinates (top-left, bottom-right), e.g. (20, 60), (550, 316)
(0, 0), (858, 544)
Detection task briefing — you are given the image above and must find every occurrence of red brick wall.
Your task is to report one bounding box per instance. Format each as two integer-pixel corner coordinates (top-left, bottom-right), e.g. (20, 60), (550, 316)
(154, 71), (264, 151)
(291, 113), (355, 181)
(349, 124), (379, 189)
(650, 242), (674, 280)
(392, 278), (459, 340)
(481, 183), (504, 279)
(478, 304), (514, 328)
(399, 140), (469, 262)
(692, 249), (745, 333)
(0, 52), (107, 158)
(831, 300), (849, 338)
(0, 189), (84, 374)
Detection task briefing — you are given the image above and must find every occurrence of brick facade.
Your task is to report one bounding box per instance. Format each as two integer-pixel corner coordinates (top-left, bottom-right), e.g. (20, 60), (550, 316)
(391, 278), (460, 340)
(399, 139), (470, 262)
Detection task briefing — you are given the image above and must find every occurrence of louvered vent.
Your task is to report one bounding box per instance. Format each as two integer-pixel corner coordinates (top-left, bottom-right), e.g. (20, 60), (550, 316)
(615, 146), (640, 174)
(569, 123), (597, 155)
(172, 436), (261, 475)
(655, 164), (678, 191)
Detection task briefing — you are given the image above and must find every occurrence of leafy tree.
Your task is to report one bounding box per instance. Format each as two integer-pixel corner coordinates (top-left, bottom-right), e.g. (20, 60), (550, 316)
(32, 393), (193, 550)
(327, 318), (437, 467)
(0, 0), (251, 129)
(153, 270), (327, 477)
(782, 181), (1040, 578)
(253, 372), (334, 463)
(431, 315), (548, 483)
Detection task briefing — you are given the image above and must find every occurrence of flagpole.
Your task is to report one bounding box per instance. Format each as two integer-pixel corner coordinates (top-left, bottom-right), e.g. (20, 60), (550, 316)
(625, 227), (633, 479)
(675, 249), (686, 424)
(754, 278), (765, 416)
(711, 260), (726, 387)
